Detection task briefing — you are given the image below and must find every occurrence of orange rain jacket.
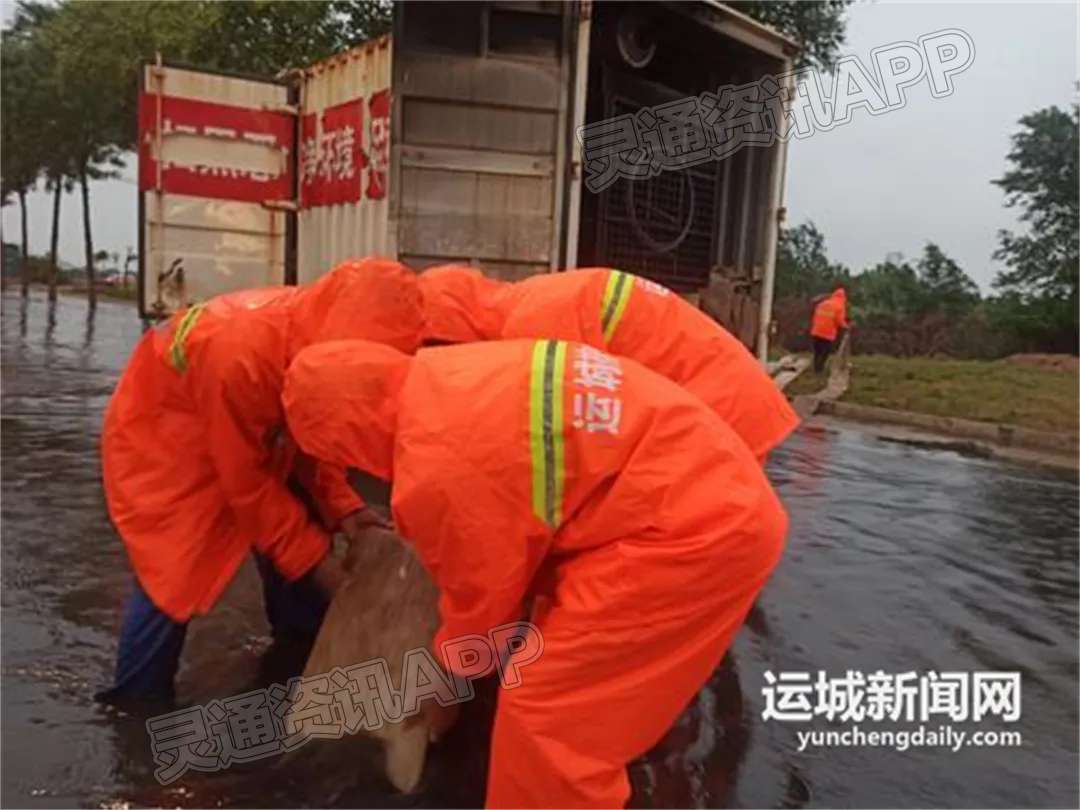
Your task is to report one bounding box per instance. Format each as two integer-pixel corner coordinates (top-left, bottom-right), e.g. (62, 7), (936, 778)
(810, 287), (849, 341)
(282, 338), (788, 808)
(101, 259), (423, 622)
(419, 266), (799, 461)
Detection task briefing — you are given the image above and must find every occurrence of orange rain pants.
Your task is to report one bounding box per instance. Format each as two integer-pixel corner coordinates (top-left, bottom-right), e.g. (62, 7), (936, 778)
(101, 258), (423, 622)
(419, 266), (799, 461)
(810, 287), (849, 341)
(282, 338), (789, 808)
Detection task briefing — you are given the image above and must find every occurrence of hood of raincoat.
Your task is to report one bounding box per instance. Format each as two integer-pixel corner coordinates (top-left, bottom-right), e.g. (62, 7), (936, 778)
(282, 339), (411, 481)
(418, 265), (509, 344)
(287, 257), (423, 359)
(207, 285), (301, 316)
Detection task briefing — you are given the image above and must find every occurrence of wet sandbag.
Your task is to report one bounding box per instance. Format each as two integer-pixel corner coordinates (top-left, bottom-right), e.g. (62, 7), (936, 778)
(292, 528), (442, 793)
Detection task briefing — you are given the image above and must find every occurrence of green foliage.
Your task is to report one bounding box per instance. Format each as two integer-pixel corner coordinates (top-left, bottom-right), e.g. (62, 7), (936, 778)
(846, 245), (980, 356)
(849, 243), (980, 324)
(728, 1), (853, 70)
(188, 0), (392, 77)
(39, 2), (203, 152)
(1, 3), (58, 196)
(991, 105), (1078, 352)
(0, 28), (41, 203)
(854, 260), (925, 320)
(917, 243), (980, 318)
(15, 1), (391, 152)
(774, 221), (851, 299)
(981, 292), (1077, 355)
(2, 0), (394, 164)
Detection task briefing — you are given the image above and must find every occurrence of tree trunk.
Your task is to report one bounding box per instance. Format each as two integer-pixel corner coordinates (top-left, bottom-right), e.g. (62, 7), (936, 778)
(48, 179), (61, 303)
(80, 171), (96, 309)
(19, 189), (29, 297)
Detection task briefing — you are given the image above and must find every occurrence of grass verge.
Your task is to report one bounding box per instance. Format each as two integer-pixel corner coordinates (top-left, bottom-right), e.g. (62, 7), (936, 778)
(786, 354), (1079, 435)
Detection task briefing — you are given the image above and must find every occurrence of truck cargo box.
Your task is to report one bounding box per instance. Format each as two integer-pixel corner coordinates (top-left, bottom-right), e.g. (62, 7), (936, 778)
(138, 1), (796, 357)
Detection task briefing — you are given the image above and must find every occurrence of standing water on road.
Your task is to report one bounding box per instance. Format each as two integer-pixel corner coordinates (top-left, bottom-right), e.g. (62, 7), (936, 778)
(2, 289), (1077, 808)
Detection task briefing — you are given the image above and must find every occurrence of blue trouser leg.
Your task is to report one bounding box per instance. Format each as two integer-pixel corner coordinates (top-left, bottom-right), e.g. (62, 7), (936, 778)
(97, 577), (188, 703)
(253, 553), (329, 641)
(98, 558), (328, 704)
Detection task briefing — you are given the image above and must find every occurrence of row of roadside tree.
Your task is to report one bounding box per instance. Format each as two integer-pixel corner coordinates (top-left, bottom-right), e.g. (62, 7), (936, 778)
(0, 0), (393, 306)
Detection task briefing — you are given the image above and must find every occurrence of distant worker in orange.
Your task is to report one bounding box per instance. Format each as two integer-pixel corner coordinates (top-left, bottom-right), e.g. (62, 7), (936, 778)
(419, 266), (798, 463)
(99, 258), (423, 703)
(282, 338), (788, 809)
(810, 286), (851, 373)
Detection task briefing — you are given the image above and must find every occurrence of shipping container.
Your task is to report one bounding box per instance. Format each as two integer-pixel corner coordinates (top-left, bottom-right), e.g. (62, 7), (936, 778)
(138, 0), (797, 358)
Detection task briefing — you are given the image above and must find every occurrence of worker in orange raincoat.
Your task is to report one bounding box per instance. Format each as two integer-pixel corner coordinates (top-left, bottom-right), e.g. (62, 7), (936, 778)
(282, 338), (788, 808)
(810, 286), (850, 373)
(98, 258), (423, 702)
(419, 266), (799, 462)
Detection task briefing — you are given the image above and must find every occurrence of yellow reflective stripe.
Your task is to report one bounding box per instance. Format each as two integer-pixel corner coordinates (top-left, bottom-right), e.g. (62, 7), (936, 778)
(550, 340), (567, 526)
(529, 341), (547, 523)
(600, 270), (633, 343)
(528, 339), (567, 528)
(170, 303), (206, 373)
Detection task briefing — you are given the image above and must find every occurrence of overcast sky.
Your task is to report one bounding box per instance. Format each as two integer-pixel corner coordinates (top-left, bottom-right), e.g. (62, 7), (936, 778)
(784, 0), (1077, 290)
(2, 1), (1077, 290)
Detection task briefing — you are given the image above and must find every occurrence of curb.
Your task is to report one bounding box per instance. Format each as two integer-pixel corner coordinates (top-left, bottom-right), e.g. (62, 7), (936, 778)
(816, 400), (1079, 458)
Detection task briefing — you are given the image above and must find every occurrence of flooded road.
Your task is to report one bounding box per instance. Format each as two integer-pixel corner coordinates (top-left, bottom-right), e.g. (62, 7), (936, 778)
(2, 289), (1077, 808)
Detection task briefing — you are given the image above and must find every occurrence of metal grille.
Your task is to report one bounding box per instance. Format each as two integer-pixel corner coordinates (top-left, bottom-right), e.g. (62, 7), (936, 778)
(593, 98), (718, 292)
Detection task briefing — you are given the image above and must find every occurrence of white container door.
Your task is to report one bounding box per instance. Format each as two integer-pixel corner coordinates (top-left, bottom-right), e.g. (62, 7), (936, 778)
(137, 62), (297, 318)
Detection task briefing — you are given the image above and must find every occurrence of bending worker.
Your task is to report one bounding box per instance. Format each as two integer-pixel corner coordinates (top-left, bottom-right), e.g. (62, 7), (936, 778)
(810, 286), (851, 373)
(419, 265), (799, 462)
(282, 338), (788, 808)
(99, 258), (423, 702)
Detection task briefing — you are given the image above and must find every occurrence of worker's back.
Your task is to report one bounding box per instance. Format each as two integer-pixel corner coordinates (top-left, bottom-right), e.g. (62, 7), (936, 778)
(587, 270), (798, 460)
(811, 288), (848, 341)
(423, 267), (799, 460)
(102, 258), (425, 621)
(391, 338), (784, 585)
